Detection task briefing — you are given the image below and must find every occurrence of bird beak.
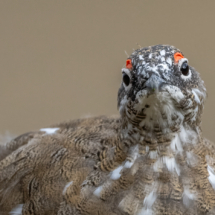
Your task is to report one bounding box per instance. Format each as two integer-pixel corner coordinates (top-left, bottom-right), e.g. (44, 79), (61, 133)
(143, 74), (166, 93)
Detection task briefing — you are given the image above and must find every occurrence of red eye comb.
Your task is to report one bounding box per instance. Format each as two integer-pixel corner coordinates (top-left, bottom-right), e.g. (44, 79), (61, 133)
(174, 52), (184, 63)
(126, 59), (132, 69)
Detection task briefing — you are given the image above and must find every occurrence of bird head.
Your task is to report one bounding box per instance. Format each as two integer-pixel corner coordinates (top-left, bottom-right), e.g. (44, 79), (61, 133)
(118, 45), (206, 141)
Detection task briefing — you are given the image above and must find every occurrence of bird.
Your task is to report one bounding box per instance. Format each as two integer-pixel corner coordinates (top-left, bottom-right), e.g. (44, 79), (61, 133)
(0, 44), (214, 215)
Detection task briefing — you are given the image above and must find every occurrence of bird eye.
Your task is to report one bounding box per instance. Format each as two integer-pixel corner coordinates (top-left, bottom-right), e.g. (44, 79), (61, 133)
(180, 61), (189, 76)
(122, 73), (130, 86)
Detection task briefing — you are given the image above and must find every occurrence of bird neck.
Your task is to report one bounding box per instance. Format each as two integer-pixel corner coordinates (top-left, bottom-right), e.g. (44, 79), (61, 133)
(119, 113), (201, 153)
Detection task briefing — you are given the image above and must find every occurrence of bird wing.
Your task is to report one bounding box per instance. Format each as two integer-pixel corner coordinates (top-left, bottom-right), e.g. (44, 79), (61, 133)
(0, 116), (121, 214)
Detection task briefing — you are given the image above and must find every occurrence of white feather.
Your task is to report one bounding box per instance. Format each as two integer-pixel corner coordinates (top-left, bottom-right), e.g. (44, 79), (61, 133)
(154, 156), (180, 175)
(166, 57), (172, 66)
(170, 133), (183, 152)
(9, 204), (23, 215)
(163, 157), (180, 175)
(62, 181), (73, 195)
(138, 191), (156, 215)
(139, 55), (144, 60)
(183, 188), (196, 207)
(186, 151), (199, 167)
(144, 191), (157, 208)
(138, 208), (153, 215)
(149, 150), (158, 159)
(93, 185), (103, 197)
(110, 166), (123, 180)
(40, 128), (59, 135)
(160, 50), (166, 56)
(208, 165), (215, 190)
(192, 89), (200, 104)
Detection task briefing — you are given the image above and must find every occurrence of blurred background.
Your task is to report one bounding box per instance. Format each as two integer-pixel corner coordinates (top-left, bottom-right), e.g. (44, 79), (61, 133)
(0, 0), (215, 141)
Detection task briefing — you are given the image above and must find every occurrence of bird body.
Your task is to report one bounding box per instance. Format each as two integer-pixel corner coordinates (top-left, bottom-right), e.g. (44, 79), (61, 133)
(1, 45), (215, 215)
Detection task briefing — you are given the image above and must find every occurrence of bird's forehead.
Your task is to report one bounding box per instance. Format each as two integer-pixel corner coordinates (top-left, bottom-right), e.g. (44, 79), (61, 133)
(129, 45), (182, 70)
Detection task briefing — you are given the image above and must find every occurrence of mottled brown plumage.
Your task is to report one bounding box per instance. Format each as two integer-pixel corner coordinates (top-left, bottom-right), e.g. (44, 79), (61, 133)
(0, 45), (215, 215)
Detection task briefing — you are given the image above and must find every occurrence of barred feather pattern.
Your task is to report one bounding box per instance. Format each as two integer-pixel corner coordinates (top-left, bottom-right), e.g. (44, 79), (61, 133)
(0, 116), (215, 214)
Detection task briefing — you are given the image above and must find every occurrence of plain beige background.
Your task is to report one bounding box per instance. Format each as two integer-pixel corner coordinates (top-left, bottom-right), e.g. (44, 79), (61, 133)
(0, 1), (215, 142)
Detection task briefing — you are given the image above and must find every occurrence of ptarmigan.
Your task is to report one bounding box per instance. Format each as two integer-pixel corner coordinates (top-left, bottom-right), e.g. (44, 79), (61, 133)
(0, 44), (214, 215)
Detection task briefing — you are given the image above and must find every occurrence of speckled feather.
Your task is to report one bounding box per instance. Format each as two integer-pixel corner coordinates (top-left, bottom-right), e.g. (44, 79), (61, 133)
(0, 45), (215, 215)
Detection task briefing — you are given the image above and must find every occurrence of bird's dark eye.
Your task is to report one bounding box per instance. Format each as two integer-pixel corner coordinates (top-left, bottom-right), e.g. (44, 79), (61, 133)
(181, 61), (189, 76)
(122, 73), (130, 86)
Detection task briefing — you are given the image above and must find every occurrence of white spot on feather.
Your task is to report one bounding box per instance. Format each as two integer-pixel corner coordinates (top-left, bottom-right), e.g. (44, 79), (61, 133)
(163, 157), (180, 175)
(161, 57), (165, 62)
(183, 189), (196, 200)
(160, 50), (165, 56)
(119, 95), (128, 115)
(192, 88), (205, 97)
(118, 198), (126, 210)
(183, 188), (196, 207)
(146, 64), (160, 76)
(149, 150), (158, 159)
(93, 185), (103, 197)
(186, 151), (199, 167)
(160, 63), (169, 72)
(138, 191), (157, 215)
(62, 181), (73, 195)
(40, 128), (59, 135)
(192, 89), (200, 104)
(179, 126), (198, 145)
(124, 161), (133, 168)
(164, 85), (185, 102)
(166, 57), (172, 66)
(190, 106), (199, 122)
(124, 145), (140, 168)
(146, 146), (149, 152)
(139, 55), (144, 60)
(144, 191), (157, 208)
(138, 208), (153, 215)
(170, 133), (183, 152)
(110, 165), (123, 180)
(9, 204), (23, 215)
(153, 156), (180, 175)
(208, 165), (215, 190)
